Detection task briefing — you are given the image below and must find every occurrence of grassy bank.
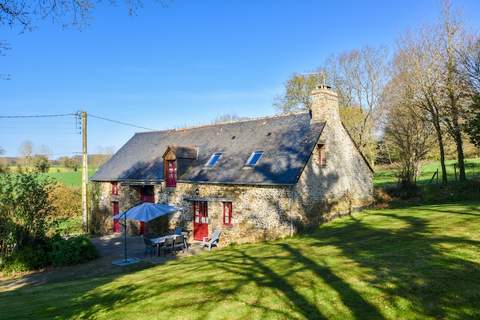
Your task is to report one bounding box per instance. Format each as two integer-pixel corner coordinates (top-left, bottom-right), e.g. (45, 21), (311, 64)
(374, 158), (480, 187)
(1, 201), (479, 319)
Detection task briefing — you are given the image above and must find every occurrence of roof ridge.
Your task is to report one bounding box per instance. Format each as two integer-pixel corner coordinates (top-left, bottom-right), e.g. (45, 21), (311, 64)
(136, 111), (309, 135)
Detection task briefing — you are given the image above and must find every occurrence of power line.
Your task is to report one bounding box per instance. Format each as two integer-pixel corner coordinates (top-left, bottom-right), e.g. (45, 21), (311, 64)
(0, 111), (156, 131)
(88, 113), (157, 131)
(0, 113), (76, 119)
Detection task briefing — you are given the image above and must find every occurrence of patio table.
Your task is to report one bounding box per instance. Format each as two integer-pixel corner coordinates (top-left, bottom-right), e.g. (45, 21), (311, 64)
(150, 235), (182, 256)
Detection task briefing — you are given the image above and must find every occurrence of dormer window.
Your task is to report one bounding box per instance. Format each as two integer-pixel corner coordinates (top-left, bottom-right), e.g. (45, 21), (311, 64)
(205, 153), (222, 167)
(166, 160), (177, 187)
(246, 151), (263, 166)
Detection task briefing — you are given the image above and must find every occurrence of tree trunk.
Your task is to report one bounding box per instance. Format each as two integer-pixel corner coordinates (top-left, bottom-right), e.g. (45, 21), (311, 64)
(433, 120), (448, 184)
(453, 123), (466, 181)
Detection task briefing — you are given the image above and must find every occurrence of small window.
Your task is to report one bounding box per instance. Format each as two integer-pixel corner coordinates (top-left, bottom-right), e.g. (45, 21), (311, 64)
(223, 202), (233, 226)
(111, 182), (119, 195)
(246, 151), (263, 166)
(166, 160), (177, 187)
(317, 144), (326, 167)
(205, 152), (223, 167)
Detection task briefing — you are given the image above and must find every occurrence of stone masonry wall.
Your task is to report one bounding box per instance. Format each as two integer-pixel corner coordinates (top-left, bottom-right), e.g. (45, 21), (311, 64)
(294, 123), (374, 226)
(92, 181), (296, 245)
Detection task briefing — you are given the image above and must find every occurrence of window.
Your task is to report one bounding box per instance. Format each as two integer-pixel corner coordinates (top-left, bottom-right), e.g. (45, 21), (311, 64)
(245, 151), (263, 166)
(223, 202), (233, 226)
(166, 160), (177, 187)
(317, 144), (326, 167)
(205, 152), (223, 167)
(111, 182), (119, 195)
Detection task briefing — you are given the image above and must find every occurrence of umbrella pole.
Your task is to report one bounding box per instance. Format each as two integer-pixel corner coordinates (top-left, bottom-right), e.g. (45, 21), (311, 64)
(124, 212), (127, 262)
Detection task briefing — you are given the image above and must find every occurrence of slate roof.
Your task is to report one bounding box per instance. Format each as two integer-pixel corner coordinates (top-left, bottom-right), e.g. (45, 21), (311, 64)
(91, 112), (325, 185)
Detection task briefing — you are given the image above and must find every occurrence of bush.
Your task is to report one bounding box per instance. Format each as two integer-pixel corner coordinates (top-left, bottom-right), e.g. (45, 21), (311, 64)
(1, 242), (50, 273)
(49, 235), (98, 267)
(1, 235), (98, 273)
(48, 184), (82, 218)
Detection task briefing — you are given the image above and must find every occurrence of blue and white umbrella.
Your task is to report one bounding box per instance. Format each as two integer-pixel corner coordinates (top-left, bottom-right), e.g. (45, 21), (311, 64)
(113, 202), (181, 222)
(112, 202), (181, 266)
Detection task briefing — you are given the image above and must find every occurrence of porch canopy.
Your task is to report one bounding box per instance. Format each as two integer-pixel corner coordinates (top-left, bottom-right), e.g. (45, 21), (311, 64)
(113, 202), (181, 222)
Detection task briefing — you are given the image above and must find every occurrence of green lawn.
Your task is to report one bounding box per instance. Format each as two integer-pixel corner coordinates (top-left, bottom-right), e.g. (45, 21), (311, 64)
(374, 158), (480, 187)
(42, 167), (97, 188)
(1, 202), (480, 319)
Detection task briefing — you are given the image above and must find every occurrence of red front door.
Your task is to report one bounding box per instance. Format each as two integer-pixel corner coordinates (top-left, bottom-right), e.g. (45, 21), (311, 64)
(140, 186), (155, 235)
(193, 201), (208, 241)
(112, 202), (120, 233)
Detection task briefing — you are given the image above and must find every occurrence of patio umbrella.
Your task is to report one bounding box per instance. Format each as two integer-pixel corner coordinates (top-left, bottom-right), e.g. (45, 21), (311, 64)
(112, 202), (181, 266)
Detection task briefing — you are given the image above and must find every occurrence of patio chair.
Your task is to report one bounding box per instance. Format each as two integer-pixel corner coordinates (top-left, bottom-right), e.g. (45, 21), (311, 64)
(173, 235), (187, 254)
(143, 237), (157, 257)
(174, 226), (183, 235)
(160, 237), (175, 256)
(201, 229), (221, 251)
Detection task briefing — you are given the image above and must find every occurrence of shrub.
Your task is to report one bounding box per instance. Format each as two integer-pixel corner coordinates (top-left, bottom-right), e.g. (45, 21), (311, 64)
(0, 173), (54, 258)
(1, 242), (50, 273)
(49, 235), (98, 267)
(48, 184), (82, 218)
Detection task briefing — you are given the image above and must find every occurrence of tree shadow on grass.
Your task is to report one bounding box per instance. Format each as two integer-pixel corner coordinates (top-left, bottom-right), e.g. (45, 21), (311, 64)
(2, 205), (480, 319)
(305, 208), (480, 319)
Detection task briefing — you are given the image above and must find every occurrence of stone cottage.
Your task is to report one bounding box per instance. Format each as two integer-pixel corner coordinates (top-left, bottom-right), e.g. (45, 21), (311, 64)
(90, 86), (373, 245)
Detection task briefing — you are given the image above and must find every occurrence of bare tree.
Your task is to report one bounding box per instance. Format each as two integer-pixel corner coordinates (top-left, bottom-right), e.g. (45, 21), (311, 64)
(460, 38), (480, 148)
(18, 140), (33, 166)
(212, 114), (250, 124)
(324, 46), (390, 134)
(37, 144), (52, 158)
(396, 27), (450, 184)
(0, 0), (154, 31)
(438, 0), (471, 181)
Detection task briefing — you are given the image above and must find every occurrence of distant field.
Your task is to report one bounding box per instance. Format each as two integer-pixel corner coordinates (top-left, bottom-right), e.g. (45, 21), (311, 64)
(375, 158), (480, 187)
(43, 167), (97, 188)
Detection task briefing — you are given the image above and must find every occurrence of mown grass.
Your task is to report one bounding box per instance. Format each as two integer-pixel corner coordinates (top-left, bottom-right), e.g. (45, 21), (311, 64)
(43, 167), (97, 188)
(374, 158), (480, 187)
(1, 202), (479, 319)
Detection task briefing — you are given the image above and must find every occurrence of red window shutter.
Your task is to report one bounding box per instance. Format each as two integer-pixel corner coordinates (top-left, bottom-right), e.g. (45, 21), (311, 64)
(223, 202), (233, 226)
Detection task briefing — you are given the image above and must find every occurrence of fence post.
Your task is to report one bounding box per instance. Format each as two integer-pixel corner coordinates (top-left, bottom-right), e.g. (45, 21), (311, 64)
(436, 168), (439, 184)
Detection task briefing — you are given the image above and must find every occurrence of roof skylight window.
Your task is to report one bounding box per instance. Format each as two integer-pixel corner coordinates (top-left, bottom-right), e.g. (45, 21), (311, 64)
(205, 153), (223, 167)
(246, 151), (264, 166)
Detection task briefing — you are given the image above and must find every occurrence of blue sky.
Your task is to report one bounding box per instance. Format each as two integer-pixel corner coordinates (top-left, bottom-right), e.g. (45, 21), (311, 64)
(1, 0), (479, 157)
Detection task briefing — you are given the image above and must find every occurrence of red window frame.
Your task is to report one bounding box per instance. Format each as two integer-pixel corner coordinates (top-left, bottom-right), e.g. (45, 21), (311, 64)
(223, 202), (233, 226)
(317, 144), (326, 167)
(111, 182), (119, 195)
(165, 160), (177, 187)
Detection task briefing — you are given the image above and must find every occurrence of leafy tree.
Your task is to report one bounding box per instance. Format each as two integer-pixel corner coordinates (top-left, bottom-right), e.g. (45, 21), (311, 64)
(59, 156), (80, 171)
(32, 155), (50, 173)
(274, 73), (323, 113)
(0, 173), (54, 258)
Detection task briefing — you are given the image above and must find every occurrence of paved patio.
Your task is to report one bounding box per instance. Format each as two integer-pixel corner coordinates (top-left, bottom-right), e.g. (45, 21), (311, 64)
(91, 233), (204, 264)
(0, 234), (204, 292)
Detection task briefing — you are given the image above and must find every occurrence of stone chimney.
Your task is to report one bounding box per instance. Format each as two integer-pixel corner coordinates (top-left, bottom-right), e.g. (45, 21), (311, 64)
(309, 85), (340, 123)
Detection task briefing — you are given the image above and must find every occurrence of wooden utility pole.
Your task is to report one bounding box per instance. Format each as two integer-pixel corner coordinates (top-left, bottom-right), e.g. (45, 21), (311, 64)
(81, 111), (88, 232)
